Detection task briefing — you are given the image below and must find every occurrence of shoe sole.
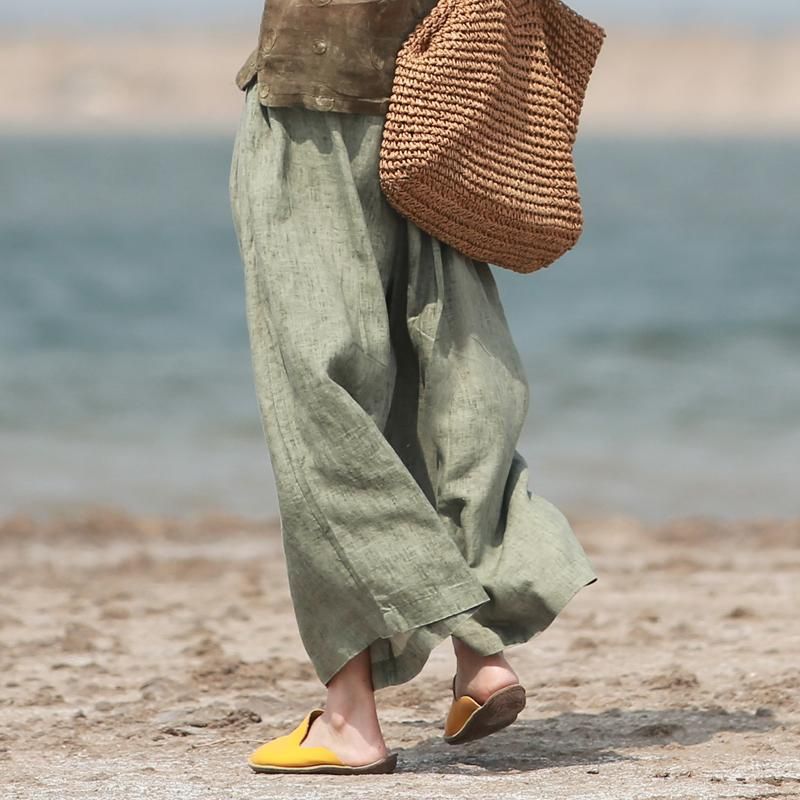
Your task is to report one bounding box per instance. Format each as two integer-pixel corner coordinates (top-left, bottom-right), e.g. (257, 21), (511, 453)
(249, 752), (398, 775)
(444, 684), (527, 745)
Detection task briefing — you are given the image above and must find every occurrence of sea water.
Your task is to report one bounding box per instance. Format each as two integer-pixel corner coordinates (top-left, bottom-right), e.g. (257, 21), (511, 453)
(1, 134), (798, 521)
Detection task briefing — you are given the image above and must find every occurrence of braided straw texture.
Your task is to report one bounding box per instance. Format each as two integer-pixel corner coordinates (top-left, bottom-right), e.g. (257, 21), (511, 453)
(378, 0), (606, 273)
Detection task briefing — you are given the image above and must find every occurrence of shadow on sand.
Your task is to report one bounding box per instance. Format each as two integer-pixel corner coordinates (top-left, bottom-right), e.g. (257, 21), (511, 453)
(396, 706), (778, 773)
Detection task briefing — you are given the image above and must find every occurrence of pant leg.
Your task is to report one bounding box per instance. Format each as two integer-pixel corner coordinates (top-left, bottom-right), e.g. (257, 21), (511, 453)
(229, 84), (490, 690)
(390, 221), (598, 655)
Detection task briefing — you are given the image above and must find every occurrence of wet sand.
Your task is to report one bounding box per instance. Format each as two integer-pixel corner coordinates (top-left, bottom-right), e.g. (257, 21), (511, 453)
(1, 508), (798, 798)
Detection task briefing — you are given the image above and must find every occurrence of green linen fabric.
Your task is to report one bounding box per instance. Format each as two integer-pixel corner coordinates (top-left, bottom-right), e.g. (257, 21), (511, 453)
(229, 82), (597, 692)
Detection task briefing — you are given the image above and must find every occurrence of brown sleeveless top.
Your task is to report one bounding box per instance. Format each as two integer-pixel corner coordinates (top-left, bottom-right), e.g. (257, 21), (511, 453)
(235, 0), (438, 115)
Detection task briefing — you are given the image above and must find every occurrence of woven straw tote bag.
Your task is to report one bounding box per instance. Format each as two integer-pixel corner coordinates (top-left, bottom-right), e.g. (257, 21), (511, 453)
(378, 0), (606, 274)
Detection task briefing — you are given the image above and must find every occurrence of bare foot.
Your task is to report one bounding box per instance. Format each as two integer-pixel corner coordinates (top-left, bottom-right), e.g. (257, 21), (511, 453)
(300, 708), (390, 766)
(452, 638), (521, 703)
(299, 647), (390, 766)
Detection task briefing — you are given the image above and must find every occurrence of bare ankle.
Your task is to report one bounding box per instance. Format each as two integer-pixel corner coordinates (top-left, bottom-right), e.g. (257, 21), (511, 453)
(452, 642), (520, 701)
(452, 637), (505, 667)
(324, 708), (350, 732)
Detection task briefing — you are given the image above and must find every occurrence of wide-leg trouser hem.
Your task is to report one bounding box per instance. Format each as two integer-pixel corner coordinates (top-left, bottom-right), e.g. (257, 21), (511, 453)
(354, 568), (596, 692)
(449, 573), (598, 659)
(368, 558), (597, 691)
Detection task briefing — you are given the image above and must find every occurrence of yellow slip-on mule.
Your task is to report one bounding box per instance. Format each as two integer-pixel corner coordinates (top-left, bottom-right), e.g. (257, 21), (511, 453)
(248, 708), (399, 775)
(443, 676), (527, 745)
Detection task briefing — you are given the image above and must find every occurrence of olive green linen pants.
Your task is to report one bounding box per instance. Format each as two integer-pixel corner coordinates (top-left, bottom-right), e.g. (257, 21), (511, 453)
(229, 82), (596, 692)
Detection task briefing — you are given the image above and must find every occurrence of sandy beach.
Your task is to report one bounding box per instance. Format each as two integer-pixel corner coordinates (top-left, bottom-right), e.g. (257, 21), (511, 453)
(1, 29), (800, 135)
(1, 507), (798, 798)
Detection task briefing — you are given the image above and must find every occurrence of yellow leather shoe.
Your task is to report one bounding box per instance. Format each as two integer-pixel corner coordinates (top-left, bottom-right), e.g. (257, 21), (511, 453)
(443, 675), (527, 744)
(248, 708), (399, 775)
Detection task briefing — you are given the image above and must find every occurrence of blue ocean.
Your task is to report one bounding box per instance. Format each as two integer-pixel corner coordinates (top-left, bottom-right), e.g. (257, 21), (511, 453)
(1, 134), (798, 521)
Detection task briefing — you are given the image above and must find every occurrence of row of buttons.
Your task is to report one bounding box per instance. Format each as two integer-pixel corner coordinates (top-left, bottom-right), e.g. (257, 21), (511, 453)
(256, 0), (390, 112)
(257, 16), (333, 108)
(259, 36), (385, 69)
(259, 29), (327, 57)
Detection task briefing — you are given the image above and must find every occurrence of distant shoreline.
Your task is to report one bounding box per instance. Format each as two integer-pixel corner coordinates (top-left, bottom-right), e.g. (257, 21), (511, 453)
(1, 29), (799, 135)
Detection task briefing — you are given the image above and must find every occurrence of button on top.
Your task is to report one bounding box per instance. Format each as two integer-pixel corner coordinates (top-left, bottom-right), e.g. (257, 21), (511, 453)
(312, 38), (328, 54)
(314, 95), (335, 111)
(259, 84), (271, 99)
